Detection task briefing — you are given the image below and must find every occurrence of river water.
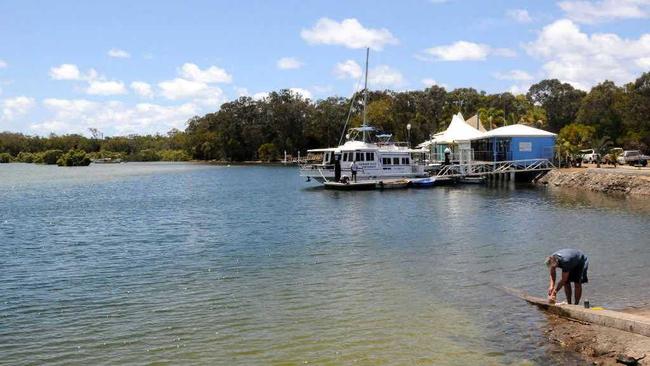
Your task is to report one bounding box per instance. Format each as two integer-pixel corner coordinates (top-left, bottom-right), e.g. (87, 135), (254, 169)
(1, 163), (649, 365)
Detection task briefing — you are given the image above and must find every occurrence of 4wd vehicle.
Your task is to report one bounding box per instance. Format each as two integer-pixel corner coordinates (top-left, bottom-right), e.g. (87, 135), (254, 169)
(619, 150), (648, 166)
(579, 149), (599, 163)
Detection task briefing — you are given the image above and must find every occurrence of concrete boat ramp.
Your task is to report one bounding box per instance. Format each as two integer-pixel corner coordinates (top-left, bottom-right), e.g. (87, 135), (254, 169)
(503, 287), (650, 338)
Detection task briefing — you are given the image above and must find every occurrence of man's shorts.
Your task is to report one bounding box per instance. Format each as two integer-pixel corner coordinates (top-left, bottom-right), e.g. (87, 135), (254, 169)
(567, 257), (589, 284)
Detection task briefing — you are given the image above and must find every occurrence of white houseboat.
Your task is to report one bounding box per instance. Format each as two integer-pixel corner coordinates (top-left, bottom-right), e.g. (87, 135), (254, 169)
(298, 48), (426, 184)
(299, 127), (427, 183)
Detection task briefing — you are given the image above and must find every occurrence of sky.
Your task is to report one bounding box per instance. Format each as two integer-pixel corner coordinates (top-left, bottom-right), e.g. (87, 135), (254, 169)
(1, 0), (649, 136)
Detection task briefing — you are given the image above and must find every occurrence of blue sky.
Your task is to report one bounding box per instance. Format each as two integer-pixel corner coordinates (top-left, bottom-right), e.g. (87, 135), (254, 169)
(1, 0), (649, 136)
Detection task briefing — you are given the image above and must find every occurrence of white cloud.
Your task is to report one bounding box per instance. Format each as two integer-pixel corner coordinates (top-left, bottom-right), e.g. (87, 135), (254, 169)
(506, 9), (532, 23)
(157, 63), (230, 106)
(493, 70), (534, 81)
(333, 60), (362, 79)
(421, 78), (448, 89)
(301, 17), (398, 50)
(368, 65), (405, 88)
(252, 92), (269, 101)
(508, 84), (532, 95)
(289, 88), (312, 100)
(49, 64), (82, 80)
(107, 48), (131, 58)
(158, 78), (208, 100)
(180, 62), (232, 83)
(636, 56), (650, 68)
(234, 87), (249, 97)
(158, 78), (225, 106)
(130, 81), (154, 98)
(36, 98), (201, 135)
(277, 57), (303, 70)
(1, 96), (35, 120)
(49, 64), (100, 82)
(333, 61), (404, 88)
(86, 80), (127, 95)
(526, 19), (650, 90)
(0, 59), (7, 69)
(558, 0), (650, 24)
(420, 41), (516, 61)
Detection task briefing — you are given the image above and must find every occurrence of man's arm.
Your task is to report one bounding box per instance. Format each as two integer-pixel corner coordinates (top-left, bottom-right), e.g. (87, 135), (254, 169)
(555, 271), (569, 292)
(548, 267), (556, 296)
(551, 271), (570, 298)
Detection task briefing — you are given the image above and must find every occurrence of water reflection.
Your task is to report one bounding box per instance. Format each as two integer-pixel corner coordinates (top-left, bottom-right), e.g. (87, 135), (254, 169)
(546, 186), (650, 214)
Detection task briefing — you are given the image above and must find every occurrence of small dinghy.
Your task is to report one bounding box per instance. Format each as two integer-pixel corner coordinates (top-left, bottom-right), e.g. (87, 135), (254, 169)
(323, 181), (377, 190)
(376, 179), (410, 189)
(409, 177), (437, 188)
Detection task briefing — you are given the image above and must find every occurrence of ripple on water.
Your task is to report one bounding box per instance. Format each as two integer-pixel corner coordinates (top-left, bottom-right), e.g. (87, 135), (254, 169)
(1, 163), (648, 365)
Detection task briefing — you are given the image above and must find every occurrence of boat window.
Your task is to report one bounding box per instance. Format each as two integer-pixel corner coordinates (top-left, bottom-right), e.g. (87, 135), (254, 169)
(342, 153), (348, 162)
(366, 152), (374, 161)
(382, 157), (391, 165)
(402, 157), (410, 165)
(393, 157), (400, 165)
(355, 152), (364, 161)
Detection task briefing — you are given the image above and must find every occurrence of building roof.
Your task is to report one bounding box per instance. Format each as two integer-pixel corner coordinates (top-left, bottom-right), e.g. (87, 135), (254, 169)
(479, 124), (556, 138)
(434, 113), (484, 143)
(465, 114), (487, 132)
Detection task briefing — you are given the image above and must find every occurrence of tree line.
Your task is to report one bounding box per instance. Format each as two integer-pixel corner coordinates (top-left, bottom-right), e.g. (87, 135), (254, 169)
(1, 72), (649, 164)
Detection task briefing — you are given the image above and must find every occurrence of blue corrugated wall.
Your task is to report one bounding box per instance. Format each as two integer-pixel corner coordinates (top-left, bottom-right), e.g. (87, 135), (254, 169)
(510, 136), (556, 160)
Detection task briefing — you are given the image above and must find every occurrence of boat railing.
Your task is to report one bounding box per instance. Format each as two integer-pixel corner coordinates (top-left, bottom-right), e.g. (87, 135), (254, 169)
(299, 163), (335, 170)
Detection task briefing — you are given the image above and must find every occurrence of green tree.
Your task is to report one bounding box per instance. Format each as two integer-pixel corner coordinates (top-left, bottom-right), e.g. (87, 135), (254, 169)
(558, 123), (596, 149)
(257, 143), (279, 162)
(56, 150), (91, 166)
(0, 152), (13, 163)
(591, 135), (613, 168)
(557, 123), (596, 167)
(41, 149), (64, 165)
(477, 107), (506, 129)
(576, 81), (625, 141)
(17, 151), (36, 163)
(134, 149), (161, 162)
(527, 79), (586, 132)
(158, 149), (191, 161)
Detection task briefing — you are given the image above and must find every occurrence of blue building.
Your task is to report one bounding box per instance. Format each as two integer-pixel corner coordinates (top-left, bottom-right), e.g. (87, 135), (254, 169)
(470, 124), (556, 162)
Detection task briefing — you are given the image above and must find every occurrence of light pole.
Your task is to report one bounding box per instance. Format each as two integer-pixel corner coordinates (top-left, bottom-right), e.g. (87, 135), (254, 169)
(406, 123), (412, 148)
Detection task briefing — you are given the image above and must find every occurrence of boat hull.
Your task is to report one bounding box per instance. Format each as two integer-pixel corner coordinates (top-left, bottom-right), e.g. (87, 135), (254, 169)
(323, 181), (377, 191)
(376, 179), (410, 189)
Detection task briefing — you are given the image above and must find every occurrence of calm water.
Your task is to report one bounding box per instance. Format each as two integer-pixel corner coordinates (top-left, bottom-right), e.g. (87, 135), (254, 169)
(1, 163), (649, 365)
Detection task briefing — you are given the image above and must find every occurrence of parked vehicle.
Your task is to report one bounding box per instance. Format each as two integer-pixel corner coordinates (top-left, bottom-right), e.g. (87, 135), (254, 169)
(619, 150), (648, 166)
(579, 149), (599, 163)
(604, 148), (623, 165)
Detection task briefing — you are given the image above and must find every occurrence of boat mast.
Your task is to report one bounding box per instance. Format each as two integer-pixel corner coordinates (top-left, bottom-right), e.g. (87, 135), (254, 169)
(362, 47), (369, 143)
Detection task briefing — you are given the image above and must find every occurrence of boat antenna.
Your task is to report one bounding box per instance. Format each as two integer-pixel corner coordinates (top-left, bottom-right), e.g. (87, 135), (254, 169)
(337, 67), (364, 146)
(362, 47), (369, 143)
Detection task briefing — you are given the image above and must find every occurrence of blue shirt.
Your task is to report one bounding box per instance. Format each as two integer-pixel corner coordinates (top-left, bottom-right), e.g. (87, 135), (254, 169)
(552, 248), (587, 272)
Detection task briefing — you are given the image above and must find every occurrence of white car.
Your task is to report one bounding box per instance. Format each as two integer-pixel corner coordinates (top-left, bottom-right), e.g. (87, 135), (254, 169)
(619, 150), (648, 166)
(579, 149), (599, 163)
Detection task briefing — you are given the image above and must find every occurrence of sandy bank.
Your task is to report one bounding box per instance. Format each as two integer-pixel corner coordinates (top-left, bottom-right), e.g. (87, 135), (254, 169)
(537, 168), (650, 197)
(545, 312), (650, 365)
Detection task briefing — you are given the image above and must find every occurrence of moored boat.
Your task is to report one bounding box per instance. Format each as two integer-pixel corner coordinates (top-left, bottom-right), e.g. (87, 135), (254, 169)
(299, 48), (427, 185)
(92, 158), (123, 164)
(376, 179), (410, 189)
(323, 181), (377, 191)
(409, 177), (437, 188)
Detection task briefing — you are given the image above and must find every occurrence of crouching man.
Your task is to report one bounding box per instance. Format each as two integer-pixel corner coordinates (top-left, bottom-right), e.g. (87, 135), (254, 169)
(545, 249), (589, 305)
